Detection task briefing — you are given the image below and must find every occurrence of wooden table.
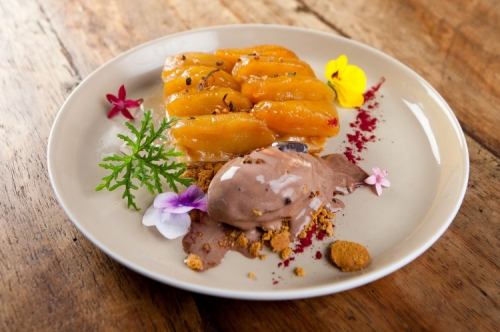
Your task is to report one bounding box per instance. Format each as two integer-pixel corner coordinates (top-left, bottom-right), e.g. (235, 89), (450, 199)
(2, 0), (499, 330)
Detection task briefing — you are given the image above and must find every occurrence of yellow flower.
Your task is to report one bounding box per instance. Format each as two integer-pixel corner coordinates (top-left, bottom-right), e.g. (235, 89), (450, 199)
(325, 55), (367, 108)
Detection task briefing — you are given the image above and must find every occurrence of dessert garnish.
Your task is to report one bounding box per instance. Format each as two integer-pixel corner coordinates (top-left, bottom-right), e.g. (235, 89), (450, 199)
(329, 240), (371, 272)
(325, 55), (367, 108)
(95, 110), (192, 210)
(364, 167), (390, 196)
(106, 85), (143, 119)
(142, 185), (207, 239)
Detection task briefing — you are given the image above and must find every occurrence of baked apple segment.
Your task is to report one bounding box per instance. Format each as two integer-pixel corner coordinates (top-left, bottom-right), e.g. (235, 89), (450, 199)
(241, 74), (335, 103)
(163, 66), (240, 96)
(169, 113), (276, 161)
(162, 52), (233, 80)
(232, 55), (316, 84)
(214, 44), (299, 67)
(164, 87), (253, 118)
(251, 100), (340, 137)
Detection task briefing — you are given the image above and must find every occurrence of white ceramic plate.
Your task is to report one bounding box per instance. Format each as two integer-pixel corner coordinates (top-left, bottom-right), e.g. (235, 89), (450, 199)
(48, 25), (469, 300)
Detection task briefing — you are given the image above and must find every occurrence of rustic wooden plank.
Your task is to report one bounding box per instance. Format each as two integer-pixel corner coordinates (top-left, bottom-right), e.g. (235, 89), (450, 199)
(0, 1), (203, 330)
(190, 138), (500, 332)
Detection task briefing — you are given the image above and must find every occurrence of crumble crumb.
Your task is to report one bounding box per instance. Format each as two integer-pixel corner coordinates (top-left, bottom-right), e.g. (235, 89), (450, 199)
(259, 254), (266, 260)
(295, 267), (306, 276)
(185, 254), (203, 270)
(298, 230), (307, 239)
(236, 233), (249, 247)
(249, 242), (261, 257)
(248, 272), (255, 278)
(329, 240), (370, 272)
(181, 162), (225, 192)
(270, 231), (290, 252)
(253, 209), (263, 216)
(202, 243), (211, 252)
(280, 247), (292, 260)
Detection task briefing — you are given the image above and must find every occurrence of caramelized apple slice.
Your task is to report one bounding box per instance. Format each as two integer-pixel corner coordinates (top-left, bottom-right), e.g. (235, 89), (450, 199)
(169, 113), (276, 161)
(252, 100), (340, 137)
(163, 66), (240, 97)
(241, 74), (335, 103)
(162, 52), (233, 80)
(215, 44), (298, 67)
(232, 55), (316, 84)
(164, 87), (253, 118)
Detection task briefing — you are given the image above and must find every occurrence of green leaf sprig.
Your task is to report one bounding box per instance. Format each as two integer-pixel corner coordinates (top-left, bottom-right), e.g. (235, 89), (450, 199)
(95, 109), (193, 210)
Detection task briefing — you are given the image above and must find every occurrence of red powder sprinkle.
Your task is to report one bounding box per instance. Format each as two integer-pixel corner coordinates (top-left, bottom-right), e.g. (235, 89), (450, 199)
(327, 118), (338, 127)
(283, 257), (295, 267)
(293, 224), (317, 253)
(363, 77), (386, 103)
(315, 251), (323, 259)
(273, 281), (279, 285)
(278, 262), (283, 268)
(342, 77), (385, 164)
(316, 231), (326, 241)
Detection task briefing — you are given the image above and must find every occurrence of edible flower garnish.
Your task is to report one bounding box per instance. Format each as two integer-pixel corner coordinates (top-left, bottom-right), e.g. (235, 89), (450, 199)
(95, 110), (192, 210)
(364, 167), (390, 196)
(106, 85), (143, 119)
(142, 185), (207, 239)
(325, 55), (367, 108)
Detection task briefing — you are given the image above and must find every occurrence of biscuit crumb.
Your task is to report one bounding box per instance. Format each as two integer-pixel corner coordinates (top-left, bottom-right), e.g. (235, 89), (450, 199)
(298, 230), (307, 239)
(280, 247), (292, 260)
(185, 254), (203, 270)
(329, 240), (370, 272)
(270, 231), (290, 252)
(202, 243), (210, 251)
(325, 223), (334, 236)
(295, 267), (306, 276)
(249, 242), (261, 257)
(302, 185), (307, 193)
(248, 272), (255, 279)
(253, 209), (263, 216)
(236, 233), (249, 247)
(259, 255), (266, 260)
(182, 162), (225, 192)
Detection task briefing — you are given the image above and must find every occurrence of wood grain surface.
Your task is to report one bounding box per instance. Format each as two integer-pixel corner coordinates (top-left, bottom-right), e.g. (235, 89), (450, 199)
(1, 0), (499, 330)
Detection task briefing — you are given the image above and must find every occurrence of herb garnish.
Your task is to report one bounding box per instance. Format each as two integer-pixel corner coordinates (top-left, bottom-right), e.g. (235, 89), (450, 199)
(95, 110), (192, 210)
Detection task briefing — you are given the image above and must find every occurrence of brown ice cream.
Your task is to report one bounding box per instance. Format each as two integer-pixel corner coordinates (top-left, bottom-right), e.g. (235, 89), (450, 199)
(183, 142), (368, 271)
(207, 144), (368, 237)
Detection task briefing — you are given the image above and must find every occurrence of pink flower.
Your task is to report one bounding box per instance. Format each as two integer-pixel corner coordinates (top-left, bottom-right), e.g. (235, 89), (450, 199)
(364, 167), (390, 196)
(142, 185), (207, 239)
(106, 85), (143, 119)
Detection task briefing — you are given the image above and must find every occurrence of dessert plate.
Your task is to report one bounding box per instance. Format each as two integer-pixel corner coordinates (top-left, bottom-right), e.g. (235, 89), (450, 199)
(48, 25), (469, 300)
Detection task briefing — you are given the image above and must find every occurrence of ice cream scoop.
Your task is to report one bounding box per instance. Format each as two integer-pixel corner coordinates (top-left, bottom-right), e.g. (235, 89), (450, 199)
(206, 143), (368, 237)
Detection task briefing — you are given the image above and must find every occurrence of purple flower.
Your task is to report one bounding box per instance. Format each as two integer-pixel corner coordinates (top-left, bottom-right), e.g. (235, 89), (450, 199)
(106, 85), (143, 119)
(364, 167), (390, 196)
(142, 185), (207, 239)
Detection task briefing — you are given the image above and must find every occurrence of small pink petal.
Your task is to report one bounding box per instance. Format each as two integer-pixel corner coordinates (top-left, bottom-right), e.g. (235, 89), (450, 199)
(380, 178), (390, 188)
(106, 93), (119, 104)
(118, 85), (126, 100)
(121, 108), (135, 120)
(125, 100), (140, 108)
(107, 105), (121, 118)
(375, 183), (382, 196)
(364, 175), (377, 185)
(156, 212), (191, 239)
(372, 167), (381, 175)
